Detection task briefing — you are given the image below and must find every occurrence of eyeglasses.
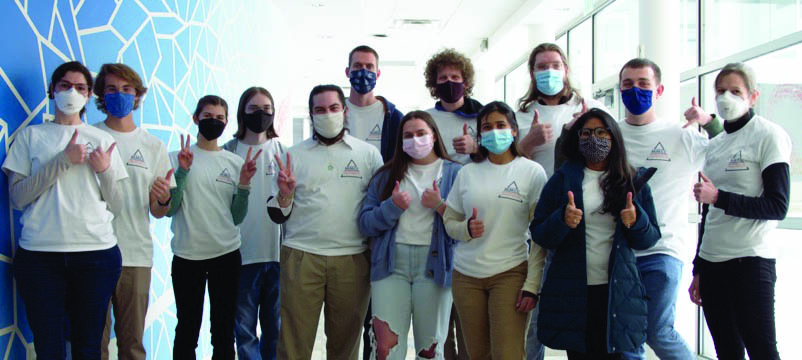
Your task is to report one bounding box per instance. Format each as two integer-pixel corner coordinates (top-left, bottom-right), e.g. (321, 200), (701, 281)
(56, 80), (89, 94)
(578, 127), (611, 139)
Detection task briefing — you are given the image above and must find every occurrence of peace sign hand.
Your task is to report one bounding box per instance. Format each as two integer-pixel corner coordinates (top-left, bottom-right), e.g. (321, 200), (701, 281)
(275, 153), (296, 197)
(239, 147), (263, 186)
(178, 134), (194, 171)
(88, 142), (117, 173)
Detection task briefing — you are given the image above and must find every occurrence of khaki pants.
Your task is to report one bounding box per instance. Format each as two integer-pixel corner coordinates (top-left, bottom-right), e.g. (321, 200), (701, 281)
(277, 246), (370, 360)
(101, 266), (151, 360)
(452, 262), (529, 360)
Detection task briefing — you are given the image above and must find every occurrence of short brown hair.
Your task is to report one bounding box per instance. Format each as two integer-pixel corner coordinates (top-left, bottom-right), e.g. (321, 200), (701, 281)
(348, 45), (379, 67)
(715, 62), (757, 95)
(93, 63), (148, 113)
(48, 61), (93, 117)
(193, 95), (229, 120)
(619, 58), (662, 85)
(424, 49), (475, 98)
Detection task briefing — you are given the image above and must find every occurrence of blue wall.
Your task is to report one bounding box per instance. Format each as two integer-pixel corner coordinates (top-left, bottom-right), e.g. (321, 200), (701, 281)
(0, 1), (290, 358)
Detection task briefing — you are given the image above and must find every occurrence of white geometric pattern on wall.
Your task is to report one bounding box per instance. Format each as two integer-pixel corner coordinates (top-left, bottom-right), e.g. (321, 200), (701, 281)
(0, 1), (291, 358)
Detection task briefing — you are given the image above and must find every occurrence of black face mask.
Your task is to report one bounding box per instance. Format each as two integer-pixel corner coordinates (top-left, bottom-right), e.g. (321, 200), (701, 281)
(198, 118), (226, 140)
(435, 81), (466, 104)
(243, 110), (274, 133)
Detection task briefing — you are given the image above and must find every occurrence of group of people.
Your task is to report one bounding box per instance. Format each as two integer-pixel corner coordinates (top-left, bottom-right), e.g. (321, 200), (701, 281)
(2, 41), (790, 360)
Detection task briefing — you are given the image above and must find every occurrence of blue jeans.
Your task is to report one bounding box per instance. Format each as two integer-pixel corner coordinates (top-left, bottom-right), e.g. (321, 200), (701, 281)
(235, 261), (281, 360)
(623, 254), (694, 360)
(525, 303), (545, 360)
(14, 246), (122, 360)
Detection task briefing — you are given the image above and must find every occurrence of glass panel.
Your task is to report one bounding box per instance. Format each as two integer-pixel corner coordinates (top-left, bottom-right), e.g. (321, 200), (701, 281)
(593, 0), (639, 81)
(703, 0), (802, 63)
(556, 33), (568, 53)
(505, 61), (530, 109)
(680, 78), (701, 216)
(568, 19), (593, 99)
(495, 78), (506, 104)
(680, 0), (699, 71)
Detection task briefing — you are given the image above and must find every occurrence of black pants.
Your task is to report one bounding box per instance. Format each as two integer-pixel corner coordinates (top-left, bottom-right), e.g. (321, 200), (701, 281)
(172, 249), (241, 360)
(699, 257), (779, 360)
(566, 285), (622, 360)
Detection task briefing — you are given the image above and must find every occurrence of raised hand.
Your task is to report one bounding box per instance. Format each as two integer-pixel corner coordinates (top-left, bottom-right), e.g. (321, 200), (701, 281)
(150, 168), (175, 204)
(516, 289), (538, 313)
(564, 191), (583, 229)
(421, 179), (442, 209)
(468, 208), (484, 238)
(689, 274), (702, 306)
(64, 129), (86, 164)
(275, 153), (296, 197)
(569, 99), (589, 129)
(693, 172), (718, 204)
(683, 97), (713, 128)
(88, 142), (116, 173)
(178, 134), (194, 171)
(529, 109), (553, 147)
(391, 181), (411, 210)
(453, 123), (477, 154)
(238, 147), (263, 186)
(620, 192), (637, 228)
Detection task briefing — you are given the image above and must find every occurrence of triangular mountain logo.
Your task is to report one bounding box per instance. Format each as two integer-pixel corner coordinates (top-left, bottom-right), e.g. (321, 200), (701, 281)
(216, 168), (235, 184)
(341, 159), (362, 179)
(366, 124), (382, 142)
(85, 141), (96, 152)
(126, 149), (148, 169)
(266, 160), (276, 176)
(725, 150), (749, 171)
(498, 181), (524, 203)
(646, 142), (671, 161)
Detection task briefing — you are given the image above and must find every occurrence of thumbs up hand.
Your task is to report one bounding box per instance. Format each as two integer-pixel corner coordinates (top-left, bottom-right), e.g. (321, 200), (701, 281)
(64, 129), (86, 164)
(564, 191), (583, 229)
(453, 123), (477, 154)
(693, 172), (718, 204)
(620, 192), (637, 228)
(88, 142), (117, 173)
(683, 96), (713, 128)
(150, 168), (175, 205)
(392, 181), (411, 210)
(468, 207), (484, 238)
(529, 109), (554, 147)
(421, 179), (442, 209)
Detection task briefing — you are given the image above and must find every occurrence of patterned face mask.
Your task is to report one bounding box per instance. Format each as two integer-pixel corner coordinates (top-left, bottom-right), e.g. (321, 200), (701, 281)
(578, 136), (612, 163)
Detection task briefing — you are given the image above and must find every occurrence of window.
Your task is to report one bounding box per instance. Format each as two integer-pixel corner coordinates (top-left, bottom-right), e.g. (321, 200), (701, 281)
(505, 61), (530, 109)
(593, 0), (639, 81)
(568, 19), (593, 98)
(703, 0), (802, 63)
(556, 34), (568, 53)
(680, 0), (699, 70)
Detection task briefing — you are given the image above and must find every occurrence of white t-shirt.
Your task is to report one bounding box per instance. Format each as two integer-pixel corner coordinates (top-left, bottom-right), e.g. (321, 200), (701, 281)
(396, 159), (444, 246)
(425, 108), (477, 165)
(346, 98), (384, 151)
(446, 157), (548, 278)
(516, 96), (608, 176)
(2, 122), (127, 252)
(169, 145), (244, 260)
(582, 168), (616, 285)
(281, 135), (384, 256)
(620, 119), (708, 262)
(699, 116), (792, 262)
(94, 122), (174, 267)
(233, 139), (284, 264)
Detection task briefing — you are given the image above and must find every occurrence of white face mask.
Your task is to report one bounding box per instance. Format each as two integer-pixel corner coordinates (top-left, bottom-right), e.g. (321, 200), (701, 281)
(716, 91), (750, 121)
(313, 111), (345, 139)
(54, 88), (88, 115)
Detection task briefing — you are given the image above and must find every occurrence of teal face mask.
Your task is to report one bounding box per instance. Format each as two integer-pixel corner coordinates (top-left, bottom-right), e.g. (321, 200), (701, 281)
(535, 69), (565, 96)
(480, 129), (515, 155)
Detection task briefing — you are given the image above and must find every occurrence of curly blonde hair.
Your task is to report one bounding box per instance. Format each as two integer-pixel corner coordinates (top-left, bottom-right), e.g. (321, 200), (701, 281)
(424, 49), (475, 98)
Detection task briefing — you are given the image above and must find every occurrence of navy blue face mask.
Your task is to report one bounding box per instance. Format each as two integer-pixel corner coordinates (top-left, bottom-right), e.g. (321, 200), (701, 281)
(620, 87), (653, 115)
(349, 69), (377, 94)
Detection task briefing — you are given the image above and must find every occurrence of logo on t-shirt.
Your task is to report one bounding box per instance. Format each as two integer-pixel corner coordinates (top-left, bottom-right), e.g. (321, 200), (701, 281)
(498, 181), (524, 203)
(266, 160), (277, 176)
(341, 160), (362, 179)
(216, 168), (235, 185)
(647, 142), (671, 162)
(366, 124), (382, 142)
(467, 126), (477, 138)
(85, 141), (96, 152)
(725, 150), (749, 171)
(126, 149), (148, 169)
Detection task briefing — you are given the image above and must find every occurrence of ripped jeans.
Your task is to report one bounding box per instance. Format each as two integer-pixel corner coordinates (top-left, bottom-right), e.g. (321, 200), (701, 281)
(370, 244), (453, 360)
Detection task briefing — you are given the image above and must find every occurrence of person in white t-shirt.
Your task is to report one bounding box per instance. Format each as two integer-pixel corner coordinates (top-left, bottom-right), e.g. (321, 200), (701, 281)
(166, 95), (260, 359)
(3, 61), (128, 358)
(531, 108), (660, 359)
(223, 87), (285, 360)
(516, 43), (610, 179)
(91, 63), (174, 360)
(688, 63), (791, 360)
(442, 101), (548, 359)
(424, 49), (483, 166)
(267, 85), (383, 360)
(358, 110), (462, 360)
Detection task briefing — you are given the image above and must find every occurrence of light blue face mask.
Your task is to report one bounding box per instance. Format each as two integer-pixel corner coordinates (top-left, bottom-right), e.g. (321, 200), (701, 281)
(480, 129), (515, 155)
(535, 69), (565, 96)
